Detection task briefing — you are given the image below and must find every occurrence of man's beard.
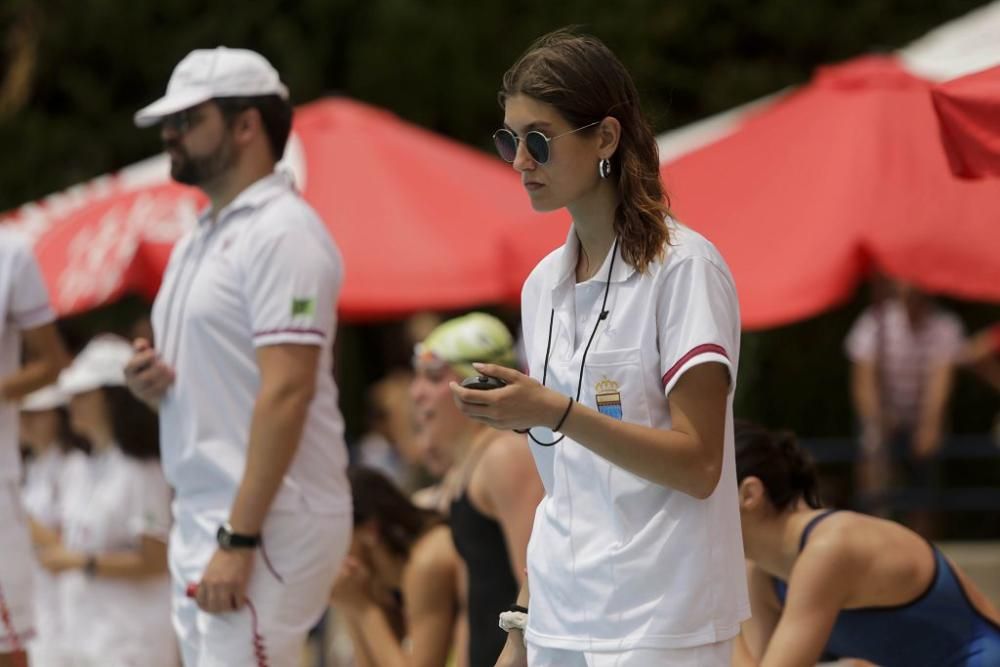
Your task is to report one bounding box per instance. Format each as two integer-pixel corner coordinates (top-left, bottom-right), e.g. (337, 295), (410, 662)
(167, 138), (236, 187)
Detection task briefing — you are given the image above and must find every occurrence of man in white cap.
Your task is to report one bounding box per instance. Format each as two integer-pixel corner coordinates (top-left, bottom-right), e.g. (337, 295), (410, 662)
(124, 47), (350, 666)
(0, 227), (69, 667)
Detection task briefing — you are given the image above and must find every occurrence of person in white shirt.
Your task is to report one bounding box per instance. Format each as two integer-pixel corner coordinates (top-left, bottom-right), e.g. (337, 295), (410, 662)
(19, 385), (84, 666)
(125, 47), (350, 666)
(0, 228), (70, 667)
(36, 335), (175, 666)
(451, 29), (749, 667)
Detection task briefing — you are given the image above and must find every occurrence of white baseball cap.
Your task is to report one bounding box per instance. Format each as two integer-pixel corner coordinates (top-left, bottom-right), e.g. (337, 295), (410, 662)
(134, 47), (289, 128)
(59, 335), (134, 396)
(21, 385), (68, 412)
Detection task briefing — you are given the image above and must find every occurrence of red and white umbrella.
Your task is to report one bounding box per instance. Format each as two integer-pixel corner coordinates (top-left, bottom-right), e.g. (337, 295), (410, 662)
(661, 56), (1000, 329)
(1, 98), (567, 320)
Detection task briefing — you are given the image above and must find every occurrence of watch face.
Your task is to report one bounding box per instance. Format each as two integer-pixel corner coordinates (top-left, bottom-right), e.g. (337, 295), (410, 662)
(217, 525), (231, 548)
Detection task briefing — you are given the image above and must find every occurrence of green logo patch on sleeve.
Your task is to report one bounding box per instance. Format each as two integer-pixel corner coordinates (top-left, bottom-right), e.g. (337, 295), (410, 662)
(292, 297), (316, 317)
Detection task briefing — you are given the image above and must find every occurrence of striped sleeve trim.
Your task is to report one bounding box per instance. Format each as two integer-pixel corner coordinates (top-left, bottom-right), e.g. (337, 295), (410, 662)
(252, 327), (325, 339)
(13, 303), (55, 326)
(662, 343), (729, 388)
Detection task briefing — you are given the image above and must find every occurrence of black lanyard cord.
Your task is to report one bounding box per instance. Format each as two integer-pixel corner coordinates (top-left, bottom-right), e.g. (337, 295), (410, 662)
(525, 237), (618, 447)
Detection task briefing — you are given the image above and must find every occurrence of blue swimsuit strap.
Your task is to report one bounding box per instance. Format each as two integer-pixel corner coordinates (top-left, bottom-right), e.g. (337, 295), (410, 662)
(798, 509), (840, 552)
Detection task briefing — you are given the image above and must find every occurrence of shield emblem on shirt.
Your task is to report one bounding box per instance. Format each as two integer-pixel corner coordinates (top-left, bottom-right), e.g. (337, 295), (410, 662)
(595, 377), (623, 420)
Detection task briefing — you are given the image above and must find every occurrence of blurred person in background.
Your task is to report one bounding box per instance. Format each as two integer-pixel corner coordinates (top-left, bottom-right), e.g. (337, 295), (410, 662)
(732, 420), (1000, 667)
(356, 370), (424, 492)
(958, 322), (1000, 444)
(845, 279), (963, 536)
(0, 226), (70, 667)
(412, 313), (542, 667)
(125, 47), (350, 666)
(959, 323), (1000, 393)
(453, 30), (747, 667)
(330, 466), (466, 667)
(19, 385), (85, 666)
(39, 335), (176, 666)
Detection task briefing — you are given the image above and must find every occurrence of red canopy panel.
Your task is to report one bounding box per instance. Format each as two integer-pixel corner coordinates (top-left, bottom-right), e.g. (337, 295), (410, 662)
(663, 56), (1000, 329)
(932, 64), (1000, 179)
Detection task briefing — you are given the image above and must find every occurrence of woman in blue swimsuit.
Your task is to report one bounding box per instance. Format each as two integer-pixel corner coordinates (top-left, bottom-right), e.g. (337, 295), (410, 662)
(733, 421), (1000, 667)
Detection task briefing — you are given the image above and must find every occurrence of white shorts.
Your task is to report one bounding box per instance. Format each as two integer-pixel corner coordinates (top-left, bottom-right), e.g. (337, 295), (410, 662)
(170, 507), (350, 667)
(527, 639), (733, 667)
(0, 481), (34, 654)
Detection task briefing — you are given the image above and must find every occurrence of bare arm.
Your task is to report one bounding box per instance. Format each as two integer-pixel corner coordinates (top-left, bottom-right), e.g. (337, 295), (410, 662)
(196, 343), (322, 613)
(758, 541), (855, 667)
(913, 362), (954, 459)
(494, 579), (529, 667)
(732, 632), (758, 667)
(0, 323), (68, 401)
(29, 518), (61, 549)
(477, 433), (543, 584)
(739, 562), (782, 664)
(455, 362), (729, 499)
(850, 361), (882, 432)
(39, 536), (168, 580)
(227, 343), (319, 534)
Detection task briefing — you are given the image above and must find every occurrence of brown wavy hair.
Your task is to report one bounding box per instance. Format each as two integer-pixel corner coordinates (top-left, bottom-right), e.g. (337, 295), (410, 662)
(499, 28), (671, 273)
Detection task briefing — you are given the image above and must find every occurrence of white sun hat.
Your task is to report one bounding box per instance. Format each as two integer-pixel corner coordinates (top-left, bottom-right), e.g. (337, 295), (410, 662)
(59, 335), (134, 396)
(21, 384), (68, 412)
(134, 46), (289, 128)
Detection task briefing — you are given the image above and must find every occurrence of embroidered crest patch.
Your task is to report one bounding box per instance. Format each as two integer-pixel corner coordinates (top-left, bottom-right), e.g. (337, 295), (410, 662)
(595, 377), (623, 420)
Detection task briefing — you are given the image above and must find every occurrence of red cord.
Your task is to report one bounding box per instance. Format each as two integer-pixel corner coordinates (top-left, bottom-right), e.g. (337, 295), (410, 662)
(186, 583), (269, 667)
(0, 581), (23, 653)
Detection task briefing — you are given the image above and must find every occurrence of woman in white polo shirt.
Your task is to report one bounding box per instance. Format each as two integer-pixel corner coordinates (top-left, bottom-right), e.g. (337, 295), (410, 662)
(451, 29), (749, 667)
(19, 385), (85, 666)
(39, 335), (177, 667)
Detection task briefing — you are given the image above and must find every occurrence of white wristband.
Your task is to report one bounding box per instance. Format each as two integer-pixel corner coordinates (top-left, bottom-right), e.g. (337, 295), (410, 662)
(499, 610), (528, 633)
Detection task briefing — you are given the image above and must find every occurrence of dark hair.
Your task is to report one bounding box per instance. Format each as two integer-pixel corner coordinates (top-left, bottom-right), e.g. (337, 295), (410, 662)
(217, 94), (293, 161)
(735, 420), (821, 511)
(104, 386), (160, 460)
(349, 466), (442, 558)
(499, 28), (671, 273)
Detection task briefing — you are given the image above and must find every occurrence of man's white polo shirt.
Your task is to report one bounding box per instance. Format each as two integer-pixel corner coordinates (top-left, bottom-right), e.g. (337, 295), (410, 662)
(152, 172), (349, 516)
(0, 229), (56, 481)
(520, 221), (749, 651)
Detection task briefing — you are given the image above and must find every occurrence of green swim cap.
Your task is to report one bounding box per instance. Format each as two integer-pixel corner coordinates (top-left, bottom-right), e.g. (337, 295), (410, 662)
(413, 312), (517, 379)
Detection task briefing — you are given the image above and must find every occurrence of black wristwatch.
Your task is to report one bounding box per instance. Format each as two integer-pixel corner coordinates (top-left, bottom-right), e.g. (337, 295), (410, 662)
(217, 522), (260, 550)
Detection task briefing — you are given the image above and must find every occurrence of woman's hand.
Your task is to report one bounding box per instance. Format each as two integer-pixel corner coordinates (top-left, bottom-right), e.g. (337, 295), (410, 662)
(38, 544), (86, 573)
(494, 632), (528, 667)
(329, 556), (375, 614)
(450, 363), (565, 431)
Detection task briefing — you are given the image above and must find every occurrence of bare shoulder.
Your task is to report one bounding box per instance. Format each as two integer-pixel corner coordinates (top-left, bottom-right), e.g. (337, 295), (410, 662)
(793, 512), (868, 582)
(478, 431), (539, 491)
(407, 525), (459, 583)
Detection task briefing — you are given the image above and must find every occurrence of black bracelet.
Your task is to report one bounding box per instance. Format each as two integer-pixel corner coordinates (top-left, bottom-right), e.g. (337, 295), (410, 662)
(508, 604), (528, 614)
(552, 396), (574, 432)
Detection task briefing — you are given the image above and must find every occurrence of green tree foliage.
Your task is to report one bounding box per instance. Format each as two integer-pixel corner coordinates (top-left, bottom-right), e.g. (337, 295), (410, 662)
(0, 0), (990, 209)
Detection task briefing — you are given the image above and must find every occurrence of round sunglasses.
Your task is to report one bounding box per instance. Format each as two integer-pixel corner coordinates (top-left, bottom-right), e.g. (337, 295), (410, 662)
(493, 121), (600, 165)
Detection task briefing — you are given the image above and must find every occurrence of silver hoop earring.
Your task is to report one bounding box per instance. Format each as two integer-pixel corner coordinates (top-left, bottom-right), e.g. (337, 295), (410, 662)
(598, 158), (612, 179)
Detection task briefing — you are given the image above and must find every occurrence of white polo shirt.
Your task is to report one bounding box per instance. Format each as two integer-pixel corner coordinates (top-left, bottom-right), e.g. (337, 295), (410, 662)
(0, 229), (56, 481)
(59, 446), (176, 665)
(152, 172), (350, 517)
(521, 221), (749, 651)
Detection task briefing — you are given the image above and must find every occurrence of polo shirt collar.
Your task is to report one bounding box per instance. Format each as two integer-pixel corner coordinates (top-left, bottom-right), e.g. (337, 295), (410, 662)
(197, 169), (293, 226)
(553, 223), (635, 292)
